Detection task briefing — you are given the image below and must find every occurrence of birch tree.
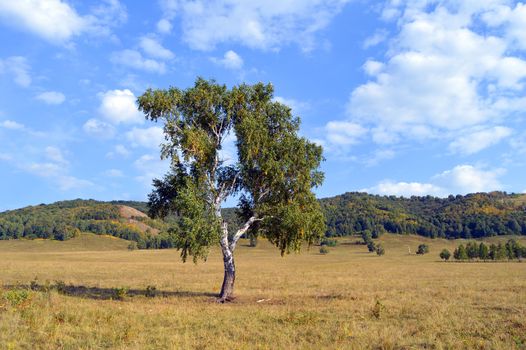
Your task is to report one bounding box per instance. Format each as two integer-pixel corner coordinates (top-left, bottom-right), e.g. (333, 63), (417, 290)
(138, 78), (325, 302)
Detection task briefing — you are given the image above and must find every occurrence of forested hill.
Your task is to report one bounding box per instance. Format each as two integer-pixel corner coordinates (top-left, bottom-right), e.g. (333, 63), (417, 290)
(1, 192), (526, 244)
(0, 199), (170, 248)
(321, 192), (526, 239)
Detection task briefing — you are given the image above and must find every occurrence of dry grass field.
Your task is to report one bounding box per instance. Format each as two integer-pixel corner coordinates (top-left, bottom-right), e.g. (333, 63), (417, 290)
(1, 233), (525, 349)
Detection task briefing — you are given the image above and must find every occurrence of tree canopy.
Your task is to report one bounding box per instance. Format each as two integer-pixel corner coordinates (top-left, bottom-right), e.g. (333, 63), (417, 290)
(138, 78), (325, 301)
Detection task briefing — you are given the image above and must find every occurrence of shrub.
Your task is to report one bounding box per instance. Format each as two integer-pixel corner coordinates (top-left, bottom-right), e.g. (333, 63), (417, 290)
(320, 237), (338, 247)
(54, 280), (67, 294)
(367, 240), (376, 252)
(3, 289), (31, 308)
(319, 246), (329, 255)
(439, 249), (451, 261)
(127, 241), (138, 251)
(416, 244), (429, 255)
(376, 244), (385, 256)
(112, 287), (129, 300)
(145, 285), (157, 298)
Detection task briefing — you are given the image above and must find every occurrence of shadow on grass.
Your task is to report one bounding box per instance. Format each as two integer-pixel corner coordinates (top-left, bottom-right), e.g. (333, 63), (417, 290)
(3, 283), (217, 301)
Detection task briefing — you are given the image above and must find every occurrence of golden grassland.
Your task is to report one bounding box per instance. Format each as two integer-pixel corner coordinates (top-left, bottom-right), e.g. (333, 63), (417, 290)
(0, 233), (525, 349)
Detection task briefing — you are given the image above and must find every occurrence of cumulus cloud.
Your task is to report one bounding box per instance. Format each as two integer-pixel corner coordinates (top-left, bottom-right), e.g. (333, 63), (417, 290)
(161, 0), (350, 51)
(211, 50), (243, 70)
(325, 121), (367, 146)
(156, 18), (172, 33)
(139, 36), (175, 60)
(0, 0), (127, 44)
(110, 49), (166, 74)
(273, 96), (310, 114)
(0, 120), (25, 130)
(35, 91), (65, 105)
(106, 144), (130, 158)
(126, 126), (164, 149)
(0, 56), (31, 87)
(341, 1), (526, 147)
(363, 164), (505, 197)
(449, 126), (512, 155)
(133, 154), (169, 186)
(98, 89), (143, 124)
(83, 118), (116, 138)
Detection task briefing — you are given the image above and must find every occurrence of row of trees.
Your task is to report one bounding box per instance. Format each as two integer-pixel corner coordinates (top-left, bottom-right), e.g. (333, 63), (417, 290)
(440, 240), (525, 261)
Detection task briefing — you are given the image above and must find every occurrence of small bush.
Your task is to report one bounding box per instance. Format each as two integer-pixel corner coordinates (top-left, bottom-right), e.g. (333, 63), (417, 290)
(145, 285), (157, 298)
(320, 238), (338, 247)
(112, 287), (129, 300)
(376, 244), (385, 256)
(416, 244), (429, 255)
(54, 280), (67, 294)
(319, 246), (329, 255)
(439, 249), (451, 261)
(367, 240), (376, 252)
(4, 289), (31, 308)
(30, 276), (39, 291)
(127, 241), (138, 251)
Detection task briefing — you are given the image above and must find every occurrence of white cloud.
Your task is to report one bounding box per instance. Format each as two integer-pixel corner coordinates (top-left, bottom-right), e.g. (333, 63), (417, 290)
(363, 29), (388, 48)
(83, 118), (116, 138)
(345, 1), (526, 145)
(363, 164), (506, 197)
(157, 18), (172, 33)
(44, 146), (67, 165)
(449, 126), (512, 155)
(56, 176), (93, 191)
(211, 50), (243, 70)
(0, 56), (31, 87)
(0, 0), (126, 44)
(134, 154), (169, 186)
(139, 36), (175, 60)
(111, 49), (166, 74)
(164, 0), (350, 51)
(273, 96), (310, 114)
(104, 169), (124, 177)
(0, 120), (25, 130)
(433, 165), (505, 194)
(35, 91), (65, 105)
(99, 89), (143, 124)
(325, 121), (367, 146)
(363, 180), (444, 197)
(126, 126), (164, 149)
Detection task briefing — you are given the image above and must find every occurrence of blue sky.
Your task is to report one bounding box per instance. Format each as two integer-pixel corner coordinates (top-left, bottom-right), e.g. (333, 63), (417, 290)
(1, 0), (526, 211)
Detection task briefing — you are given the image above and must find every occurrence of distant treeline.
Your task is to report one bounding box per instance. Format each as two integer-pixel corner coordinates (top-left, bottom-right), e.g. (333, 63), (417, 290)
(2, 191), (526, 246)
(320, 192), (526, 239)
(442, 239), (526, 261)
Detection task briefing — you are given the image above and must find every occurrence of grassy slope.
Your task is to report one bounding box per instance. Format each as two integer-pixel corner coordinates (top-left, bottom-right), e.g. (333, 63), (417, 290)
(0, 234), (525, 349)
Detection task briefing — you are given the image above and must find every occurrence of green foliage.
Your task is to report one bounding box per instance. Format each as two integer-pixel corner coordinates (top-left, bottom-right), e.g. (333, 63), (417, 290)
(367, 240), (376, 252)
(375, 244), (385, 256)
(454, 245), (468, 260)
(439, 249), (451, 261)
(416, 244), (429, 255)
(320, 191), (526, 239)
(319, 246), (329, 255)
(145, 285), (158, 298)
(3, 289), (31, 308)
(112, 287), (129, 300)
(127, 241), (138, 251)
(320, 238), (338, 247)
(140, 78), (326, 262)
(453, 240), (525, 261)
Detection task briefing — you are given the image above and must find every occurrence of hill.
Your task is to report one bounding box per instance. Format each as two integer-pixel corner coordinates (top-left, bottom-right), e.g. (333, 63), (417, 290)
(321, 191), (526, 238)
(0, 199), (170, 248)
(1, 192), (526, 246)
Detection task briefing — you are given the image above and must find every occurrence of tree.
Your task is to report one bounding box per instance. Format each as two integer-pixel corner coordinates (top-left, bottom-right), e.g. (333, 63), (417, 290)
(478, 242), (489, 261)
(139, 78), (325, 302)
(454, 244), (468, 260)
(416, 243), (429, 255)
(439, 249), (451, 261)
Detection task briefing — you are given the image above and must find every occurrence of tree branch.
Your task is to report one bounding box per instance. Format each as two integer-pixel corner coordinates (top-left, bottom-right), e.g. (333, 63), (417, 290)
(230, 216), (263, 251)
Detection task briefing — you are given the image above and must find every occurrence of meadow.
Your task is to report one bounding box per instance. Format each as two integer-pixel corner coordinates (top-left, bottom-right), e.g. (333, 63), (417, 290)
(1, 233), (525, 349)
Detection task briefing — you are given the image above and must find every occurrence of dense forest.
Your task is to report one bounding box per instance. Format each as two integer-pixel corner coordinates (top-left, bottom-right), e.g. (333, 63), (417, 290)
(321, 192), (526, 238)
(1, 192), (525, 247)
